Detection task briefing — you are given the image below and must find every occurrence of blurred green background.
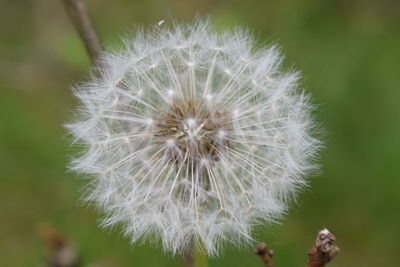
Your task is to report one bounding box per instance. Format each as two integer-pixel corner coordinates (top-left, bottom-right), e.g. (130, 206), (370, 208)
(1, 0), (399, 266)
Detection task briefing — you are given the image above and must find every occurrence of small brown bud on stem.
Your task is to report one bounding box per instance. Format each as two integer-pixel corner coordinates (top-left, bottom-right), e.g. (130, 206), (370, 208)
(307, 229), (340, 267)
(255, 242), (274, 267)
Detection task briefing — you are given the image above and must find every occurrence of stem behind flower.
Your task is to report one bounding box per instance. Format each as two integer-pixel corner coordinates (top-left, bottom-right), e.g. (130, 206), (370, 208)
(182, 239), (208, 267)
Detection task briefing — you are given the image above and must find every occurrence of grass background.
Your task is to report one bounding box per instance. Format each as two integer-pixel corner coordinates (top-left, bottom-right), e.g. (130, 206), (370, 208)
(1, 0), (399, 266)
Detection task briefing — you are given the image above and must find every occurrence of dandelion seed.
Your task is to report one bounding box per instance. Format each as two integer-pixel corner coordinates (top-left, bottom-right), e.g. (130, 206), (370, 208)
(66, 19), (320, 256)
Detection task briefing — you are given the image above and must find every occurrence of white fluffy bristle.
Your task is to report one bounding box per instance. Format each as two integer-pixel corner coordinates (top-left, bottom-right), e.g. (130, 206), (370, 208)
(66, 19), (320, 256)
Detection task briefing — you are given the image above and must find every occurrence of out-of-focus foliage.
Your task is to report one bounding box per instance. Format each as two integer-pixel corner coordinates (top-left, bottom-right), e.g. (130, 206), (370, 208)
(0, 0), (399, 266)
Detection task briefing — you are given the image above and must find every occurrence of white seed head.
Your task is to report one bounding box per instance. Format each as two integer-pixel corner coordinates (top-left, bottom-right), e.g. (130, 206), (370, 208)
(66, 19), (320, 256)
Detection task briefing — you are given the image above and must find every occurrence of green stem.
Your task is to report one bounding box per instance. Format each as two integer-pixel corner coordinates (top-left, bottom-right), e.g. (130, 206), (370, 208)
(194, 244), (208, 267)
(182, 240), (208, 267)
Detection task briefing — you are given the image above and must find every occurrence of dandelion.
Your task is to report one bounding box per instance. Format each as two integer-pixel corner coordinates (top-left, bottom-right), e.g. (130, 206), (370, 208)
(67, 19), (320, 256)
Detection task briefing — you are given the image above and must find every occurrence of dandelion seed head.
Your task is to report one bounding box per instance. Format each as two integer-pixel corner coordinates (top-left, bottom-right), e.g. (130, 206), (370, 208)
(66, 19), (321, 256)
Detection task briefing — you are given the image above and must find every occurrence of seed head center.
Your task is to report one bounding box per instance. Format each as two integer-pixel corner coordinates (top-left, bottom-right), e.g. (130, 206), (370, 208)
(183, 118), (205, 141)
(153, 100), (231, 163)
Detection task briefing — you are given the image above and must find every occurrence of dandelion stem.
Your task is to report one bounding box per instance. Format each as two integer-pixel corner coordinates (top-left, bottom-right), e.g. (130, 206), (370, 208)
(182, 240), (195, 267)
(195, 245), (208, 267)
(62, 0), (102, 65)
(182, 240), (208, 267)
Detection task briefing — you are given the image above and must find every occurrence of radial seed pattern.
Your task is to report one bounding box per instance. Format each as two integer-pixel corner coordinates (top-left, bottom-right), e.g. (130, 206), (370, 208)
(67, 20), (320, 256)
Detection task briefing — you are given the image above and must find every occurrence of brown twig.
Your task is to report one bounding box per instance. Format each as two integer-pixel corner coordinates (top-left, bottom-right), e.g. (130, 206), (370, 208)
(255, 242), (274, 267)
(307, 229), (340, 267)
(62, 0), (102, 64)
(38, 223), (80, 267)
